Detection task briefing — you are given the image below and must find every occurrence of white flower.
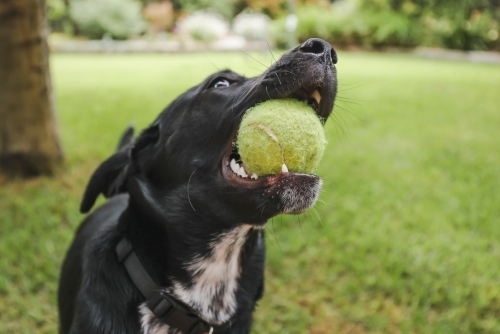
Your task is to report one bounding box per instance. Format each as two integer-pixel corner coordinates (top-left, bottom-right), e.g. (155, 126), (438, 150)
(233, 12), (270, 41)
(179, 10), (229, 42)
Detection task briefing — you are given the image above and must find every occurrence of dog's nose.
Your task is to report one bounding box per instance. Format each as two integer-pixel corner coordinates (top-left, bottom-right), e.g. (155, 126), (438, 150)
(299, 38), (337, 65)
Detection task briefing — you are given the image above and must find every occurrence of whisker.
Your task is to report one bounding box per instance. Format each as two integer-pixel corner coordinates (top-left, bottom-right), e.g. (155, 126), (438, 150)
(335, 113), (347, 135)
(316, 198), (327, 206)
(232, 46), (269, 70)
(306, 210), (315, 227)
(202, 52), (220, 71)
(335, 109), (351, 134)
(334, 103), (362, 122)
(335, 98), (362, 106)
(336, 95), (369, 102)
(274, 73), (282, 86)
(297, 214), (304, 237)
(339, 79), (373, 87)
(267, 218), (279, 251)
(337, 81), (373, 92)
(270, 216), (282, 253)
(187, 169), (197, 211)
(311, 206), (323, 227)
(330, 114), (345, 137)
(279, 69), (298, 77)
(245, 202), (267, 223)
(274, 86), (285, 98)
(247, 66), (265, 74)
(266, 40), (277, 65)
(260, 203), (266, 221)
(268, 43), (283, 58)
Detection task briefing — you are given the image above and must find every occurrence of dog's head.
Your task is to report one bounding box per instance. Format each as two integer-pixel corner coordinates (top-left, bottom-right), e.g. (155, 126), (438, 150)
(81, 38), (337, 226)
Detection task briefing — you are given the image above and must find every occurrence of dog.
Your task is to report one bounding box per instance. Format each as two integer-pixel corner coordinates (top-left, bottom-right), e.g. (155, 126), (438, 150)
(58, 38), (338, 334)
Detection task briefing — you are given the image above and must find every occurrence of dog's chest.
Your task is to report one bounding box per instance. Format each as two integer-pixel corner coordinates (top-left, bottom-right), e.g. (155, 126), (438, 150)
(171, 225), (252, 324)
(139, 225), (253, 333)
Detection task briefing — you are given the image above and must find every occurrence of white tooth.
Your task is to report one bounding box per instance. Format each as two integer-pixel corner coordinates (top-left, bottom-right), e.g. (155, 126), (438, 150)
(251, 173), (258, 179)
(239, 166), (248, 178)
(311, 89), (321, 105)
(282, 163), (288, 173)
(230, 159), (239, 174)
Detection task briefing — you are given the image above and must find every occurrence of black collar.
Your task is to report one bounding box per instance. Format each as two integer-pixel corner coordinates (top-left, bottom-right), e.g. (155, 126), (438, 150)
(116, 238), (233, 334)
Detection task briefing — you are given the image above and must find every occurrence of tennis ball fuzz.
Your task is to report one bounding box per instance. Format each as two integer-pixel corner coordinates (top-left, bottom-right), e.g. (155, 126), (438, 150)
(236, 99), (326, 176)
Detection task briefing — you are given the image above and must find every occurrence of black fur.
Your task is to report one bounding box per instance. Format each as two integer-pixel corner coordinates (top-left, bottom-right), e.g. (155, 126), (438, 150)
(58, 38), (338, 334)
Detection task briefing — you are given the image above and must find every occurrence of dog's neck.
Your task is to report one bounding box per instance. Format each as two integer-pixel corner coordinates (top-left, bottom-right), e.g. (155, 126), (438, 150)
(118, 199), (263, 326)
(169, 224), (255, 324)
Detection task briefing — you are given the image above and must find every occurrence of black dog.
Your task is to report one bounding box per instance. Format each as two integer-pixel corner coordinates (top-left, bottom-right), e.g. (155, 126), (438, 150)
(58, 38), (337, 334)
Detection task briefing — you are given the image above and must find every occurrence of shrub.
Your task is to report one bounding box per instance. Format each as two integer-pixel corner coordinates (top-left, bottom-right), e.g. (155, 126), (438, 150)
(233, 12), (271, 41)
(142, 1), (174, 33)
(272, 4), (419, 49)
(423, 11), (500, 50)
(271, 6), (339, 48)
(70, 0), (146, 40)
(178, 10), (229, 42)
(344, 10), (420, 47)
(47, 0), (70, 32)
(175, 0), (240, 19)
(271, 1), (500, 51)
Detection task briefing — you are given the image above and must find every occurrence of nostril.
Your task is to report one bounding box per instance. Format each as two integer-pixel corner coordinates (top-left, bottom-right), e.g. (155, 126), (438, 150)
(331, 48), (338, 64)
(299, 38), (337, 65)
(299, 39), (325, 55)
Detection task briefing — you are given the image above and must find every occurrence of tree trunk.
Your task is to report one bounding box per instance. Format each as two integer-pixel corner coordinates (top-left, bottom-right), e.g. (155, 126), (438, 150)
(0, 0), (63, 177)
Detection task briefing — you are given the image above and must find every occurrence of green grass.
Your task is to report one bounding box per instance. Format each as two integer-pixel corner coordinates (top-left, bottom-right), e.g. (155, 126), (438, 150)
(1, 51), (500, 333)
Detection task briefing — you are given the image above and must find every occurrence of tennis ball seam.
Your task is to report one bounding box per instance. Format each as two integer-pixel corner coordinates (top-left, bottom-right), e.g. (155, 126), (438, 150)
(249, 123), (285, 165)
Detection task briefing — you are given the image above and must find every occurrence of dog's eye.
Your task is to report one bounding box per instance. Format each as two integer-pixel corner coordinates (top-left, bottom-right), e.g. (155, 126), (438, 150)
(213, 79), (231, 88)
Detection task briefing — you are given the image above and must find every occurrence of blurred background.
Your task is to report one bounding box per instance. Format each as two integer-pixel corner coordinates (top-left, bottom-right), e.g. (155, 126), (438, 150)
(1, 0), (500, 333)
(45, 0), (500, 51)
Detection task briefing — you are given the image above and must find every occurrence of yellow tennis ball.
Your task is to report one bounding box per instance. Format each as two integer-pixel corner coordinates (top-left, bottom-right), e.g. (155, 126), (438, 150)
(236, 99), (326, 176)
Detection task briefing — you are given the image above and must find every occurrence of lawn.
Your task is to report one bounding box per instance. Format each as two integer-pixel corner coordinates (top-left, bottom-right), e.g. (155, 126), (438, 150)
(1, 51), (500, 333)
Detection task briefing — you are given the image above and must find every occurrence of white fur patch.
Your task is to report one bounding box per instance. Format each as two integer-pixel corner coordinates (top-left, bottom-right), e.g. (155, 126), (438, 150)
(281, 177), (322, 213)
(139, 302), (172, 334)
(170, 224), (253, 325)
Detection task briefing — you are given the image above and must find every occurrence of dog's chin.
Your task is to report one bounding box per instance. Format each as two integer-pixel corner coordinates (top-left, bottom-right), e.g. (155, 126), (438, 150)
(221, 142), (322, 216)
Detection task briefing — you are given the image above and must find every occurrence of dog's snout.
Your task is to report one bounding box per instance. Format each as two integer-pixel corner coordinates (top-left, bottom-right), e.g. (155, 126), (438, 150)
(299, 38), (337, 65)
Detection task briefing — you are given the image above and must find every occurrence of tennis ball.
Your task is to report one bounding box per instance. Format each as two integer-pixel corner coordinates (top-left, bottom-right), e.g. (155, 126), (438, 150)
(236, 99), (326, 176)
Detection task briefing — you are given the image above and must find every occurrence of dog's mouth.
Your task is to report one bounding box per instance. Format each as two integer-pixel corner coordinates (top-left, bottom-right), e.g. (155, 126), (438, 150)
(221, 84), (325, 215)
(288, 85), (323, 115)
(222, 84), (323, 185)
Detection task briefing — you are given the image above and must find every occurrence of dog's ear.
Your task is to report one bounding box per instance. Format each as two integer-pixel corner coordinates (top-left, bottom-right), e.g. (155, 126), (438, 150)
(80, 124), (161, 213)
(79, 149), (131, 213)
(116, 125), (135, 151)
(129, 123), (160, 166)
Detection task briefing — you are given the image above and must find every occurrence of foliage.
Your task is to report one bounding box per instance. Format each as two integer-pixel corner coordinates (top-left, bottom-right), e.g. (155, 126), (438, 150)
(46, 0), (73, 33)
(1, 52), (500, 333)
(356, 0), (500, 50)
(232, 11), (271, 40)
(70, 0), (147, 40)
(244, 0), (286, 17)
(142, 0), (325, 18)
(272, 0), (500, 50)
(142, 1), (175, 33)
(47, 0), (500, 50)
(421, 11), (500, 50)
(174, 0), (241, 19)
(178, 10), (229, 42)
(272, 4), (420, 49)
(47, 0), (66, 25)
